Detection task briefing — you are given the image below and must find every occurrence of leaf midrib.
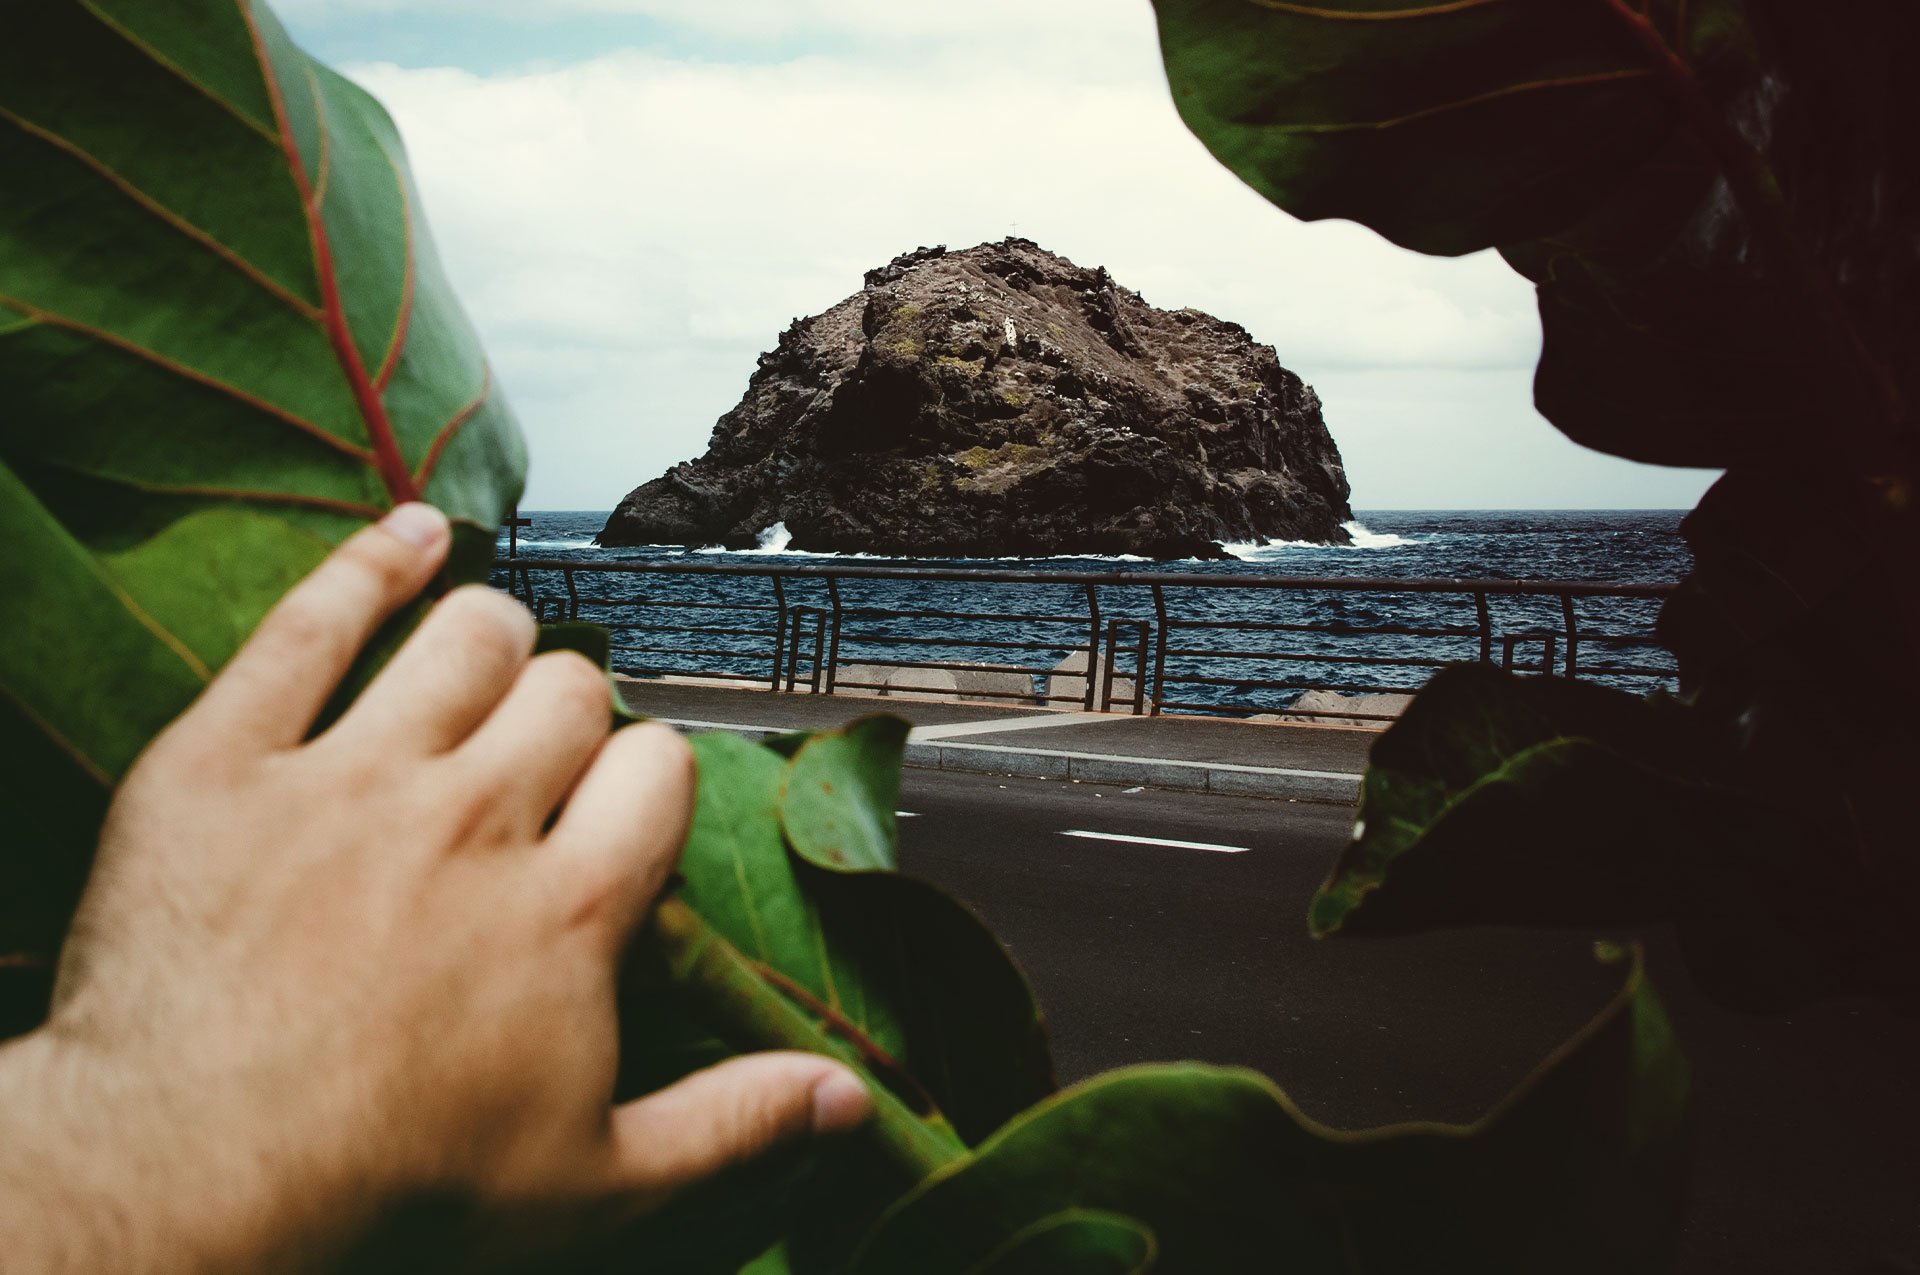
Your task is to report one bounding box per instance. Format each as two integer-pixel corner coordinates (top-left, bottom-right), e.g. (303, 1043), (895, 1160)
(5, 3), (436, 510)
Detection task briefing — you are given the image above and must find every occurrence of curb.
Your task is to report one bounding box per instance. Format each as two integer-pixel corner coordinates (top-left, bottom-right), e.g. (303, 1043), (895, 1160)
(658, 718), (1362, 805)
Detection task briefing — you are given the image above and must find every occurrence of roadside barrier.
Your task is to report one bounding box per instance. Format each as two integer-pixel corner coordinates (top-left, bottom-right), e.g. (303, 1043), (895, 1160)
(494, 558), (1677, 721)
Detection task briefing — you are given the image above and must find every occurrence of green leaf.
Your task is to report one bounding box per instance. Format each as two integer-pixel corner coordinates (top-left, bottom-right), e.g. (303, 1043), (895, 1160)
(1308, 665), (1741, 938)
(970, 1210), (1157, 1274)
(780, 716), (910, 871)
(1309, 666), (1915, 1012)
(1151, 0), (1920, 1015)
(1149, 0), (1911, 469)
(849, 947), (1689, 1274)
(0, 0), (525, 958)
(681, 732), (1054, 1146)
(1151, 0), (1688, 257)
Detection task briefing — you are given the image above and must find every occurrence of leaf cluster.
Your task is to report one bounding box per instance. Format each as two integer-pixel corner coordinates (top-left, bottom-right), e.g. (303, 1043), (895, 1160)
(0, 2), (1722, 1271)
(1155, 0), (1920, 1012)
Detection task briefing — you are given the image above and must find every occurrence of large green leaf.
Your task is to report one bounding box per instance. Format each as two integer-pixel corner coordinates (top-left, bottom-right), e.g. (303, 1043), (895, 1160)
(1309, 665), (1740, 937)
(1152, 0), (1698, 258)
(1153, 0), (1920, 1015)
(1309, 666), (1914, 1010)
(848, 947), (1689, 1274)
(0, 0), (525, 968)
(680, 729), (1054, 1146)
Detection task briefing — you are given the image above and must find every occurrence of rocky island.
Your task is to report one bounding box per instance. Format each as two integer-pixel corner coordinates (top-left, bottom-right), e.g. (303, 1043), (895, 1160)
(598, 239), (1353, 558)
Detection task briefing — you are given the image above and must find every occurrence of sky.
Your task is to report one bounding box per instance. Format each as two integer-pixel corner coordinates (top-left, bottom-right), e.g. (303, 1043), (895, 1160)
(278, 0), (1722, 512)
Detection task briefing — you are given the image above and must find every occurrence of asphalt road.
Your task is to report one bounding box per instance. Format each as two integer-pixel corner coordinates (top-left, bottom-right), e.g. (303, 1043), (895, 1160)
(894, 768), (1920, 1273)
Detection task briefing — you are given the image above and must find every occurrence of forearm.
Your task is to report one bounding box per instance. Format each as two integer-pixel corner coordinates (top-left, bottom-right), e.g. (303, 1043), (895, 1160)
(0, 1027), (327, 1275)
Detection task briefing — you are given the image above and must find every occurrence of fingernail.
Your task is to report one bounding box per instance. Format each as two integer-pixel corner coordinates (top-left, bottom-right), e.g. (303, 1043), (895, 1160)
(382, 502), (448, 549)
(809, 1070), (872, 1135)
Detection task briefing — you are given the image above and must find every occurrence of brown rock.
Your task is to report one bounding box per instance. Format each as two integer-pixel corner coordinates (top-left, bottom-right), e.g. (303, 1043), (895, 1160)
(599, 239), (1353, 558)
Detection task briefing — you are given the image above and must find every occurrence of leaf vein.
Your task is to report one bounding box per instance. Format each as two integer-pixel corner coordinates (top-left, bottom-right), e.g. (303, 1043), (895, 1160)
(0, 684), (112, 788)
(372, 142), (415, 393)
(242, 2), (418, 505)
(414, 367), (493, 489)
(0, 106), (323, 321)
(76, 0), (279, 142)
(42, 465), (385, 520)
(1254, 68), (1652, 134)
(0, 295), (379, 465)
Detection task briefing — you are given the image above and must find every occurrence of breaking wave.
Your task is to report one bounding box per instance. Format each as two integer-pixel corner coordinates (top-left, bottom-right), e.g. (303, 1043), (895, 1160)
(1222, 521), (1421, 560)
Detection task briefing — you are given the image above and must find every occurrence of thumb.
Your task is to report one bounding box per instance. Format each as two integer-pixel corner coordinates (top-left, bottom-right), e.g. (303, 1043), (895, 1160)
(605, 1052), (872, 1200)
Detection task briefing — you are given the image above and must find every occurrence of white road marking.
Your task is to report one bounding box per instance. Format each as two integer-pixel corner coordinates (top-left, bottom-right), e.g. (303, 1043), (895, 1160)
(895, 811), (920, 818)
(1062, 829), (1250, 855)
(910, 713), (1126, 741)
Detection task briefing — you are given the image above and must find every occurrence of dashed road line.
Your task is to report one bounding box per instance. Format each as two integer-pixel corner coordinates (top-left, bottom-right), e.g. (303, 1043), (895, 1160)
(1061, 829), (1250, 855)
(909, 713), (1127, 741)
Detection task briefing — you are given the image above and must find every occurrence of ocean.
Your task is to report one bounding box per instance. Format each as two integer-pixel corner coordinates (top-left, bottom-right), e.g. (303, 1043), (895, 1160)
(495, 511), (1690, 710)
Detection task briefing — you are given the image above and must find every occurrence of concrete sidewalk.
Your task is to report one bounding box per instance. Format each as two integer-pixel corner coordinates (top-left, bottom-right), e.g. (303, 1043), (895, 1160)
(616, 678), (1372, 803)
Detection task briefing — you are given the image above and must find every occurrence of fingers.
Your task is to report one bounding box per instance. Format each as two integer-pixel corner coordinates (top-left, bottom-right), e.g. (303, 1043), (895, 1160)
(604, 1053), (871, 1200)
(449, 651), (612, 827)
(542, 723), (694, 938)
(188, 504), (450, 749)
(329, 585), (537, 755)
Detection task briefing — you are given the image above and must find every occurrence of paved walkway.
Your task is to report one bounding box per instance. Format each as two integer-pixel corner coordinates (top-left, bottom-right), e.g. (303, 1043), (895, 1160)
(616, 679), (1374, 803)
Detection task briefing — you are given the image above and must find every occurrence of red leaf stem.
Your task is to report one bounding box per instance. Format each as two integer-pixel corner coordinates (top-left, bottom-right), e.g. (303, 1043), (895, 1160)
(241, 0), (420, 508)
(750, 959), (942, 1118)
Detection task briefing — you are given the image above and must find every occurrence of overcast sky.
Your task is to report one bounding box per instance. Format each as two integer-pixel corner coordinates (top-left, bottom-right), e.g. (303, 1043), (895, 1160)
(279, 0), (1720, 512)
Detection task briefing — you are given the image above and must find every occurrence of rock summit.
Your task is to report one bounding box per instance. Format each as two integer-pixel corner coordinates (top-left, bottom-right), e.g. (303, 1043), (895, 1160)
(598, 239), (1353, 558)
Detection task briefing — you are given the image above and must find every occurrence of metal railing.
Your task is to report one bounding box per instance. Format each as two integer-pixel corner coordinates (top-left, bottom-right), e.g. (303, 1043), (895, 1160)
(494, 558), (1677, 721)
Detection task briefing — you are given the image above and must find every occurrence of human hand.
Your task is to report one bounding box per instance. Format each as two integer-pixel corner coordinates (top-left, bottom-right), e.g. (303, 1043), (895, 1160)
(0, 504), (869, 1273)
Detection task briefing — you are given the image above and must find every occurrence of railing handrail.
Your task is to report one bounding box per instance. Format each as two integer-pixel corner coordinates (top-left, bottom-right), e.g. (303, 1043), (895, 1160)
(497, 556), (1676, 599)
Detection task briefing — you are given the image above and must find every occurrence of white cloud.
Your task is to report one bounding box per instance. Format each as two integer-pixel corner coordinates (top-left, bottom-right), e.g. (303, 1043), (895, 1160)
(328, 4), (1715, 509)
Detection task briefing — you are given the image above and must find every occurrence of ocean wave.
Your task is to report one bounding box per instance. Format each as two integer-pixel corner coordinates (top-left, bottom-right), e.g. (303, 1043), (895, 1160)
(1343, 520), (1421, 549)
(504, 536), (600, 551)
(691, 522), (883, 559)
(1222, 521), (1421, 559)
(688, 523), (1161, 563)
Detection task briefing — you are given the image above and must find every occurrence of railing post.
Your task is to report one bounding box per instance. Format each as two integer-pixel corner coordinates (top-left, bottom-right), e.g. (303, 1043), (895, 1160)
(1100, 619), (1120, 713)
(1083, 584), (1102, 712)
(1150, 585), (1170, 717)
(1542, 633), (1558, 676)
(811, 608), (827, 695)
(563, 568), (580, 622)
(1132, 620), (1149, 716)
(784, 608), (808, 693)
(1561, 594), (1580, 679)
(769, 577), (789, 692)
(1475, 591), (1492, 664)
(825, 578), (844, 696)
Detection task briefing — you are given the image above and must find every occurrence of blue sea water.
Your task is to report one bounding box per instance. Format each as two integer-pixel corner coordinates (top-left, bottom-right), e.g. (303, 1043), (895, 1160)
(495, 511), (1690, 710)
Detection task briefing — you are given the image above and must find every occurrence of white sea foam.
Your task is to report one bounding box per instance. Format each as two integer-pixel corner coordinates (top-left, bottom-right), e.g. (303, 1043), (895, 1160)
(689, 523), (1161, 563)
(692, 522), (877, 559)
(1222, 521), (1421, 559)
(506, 536), (600, 551)
(1342, 520), (1420, 549)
